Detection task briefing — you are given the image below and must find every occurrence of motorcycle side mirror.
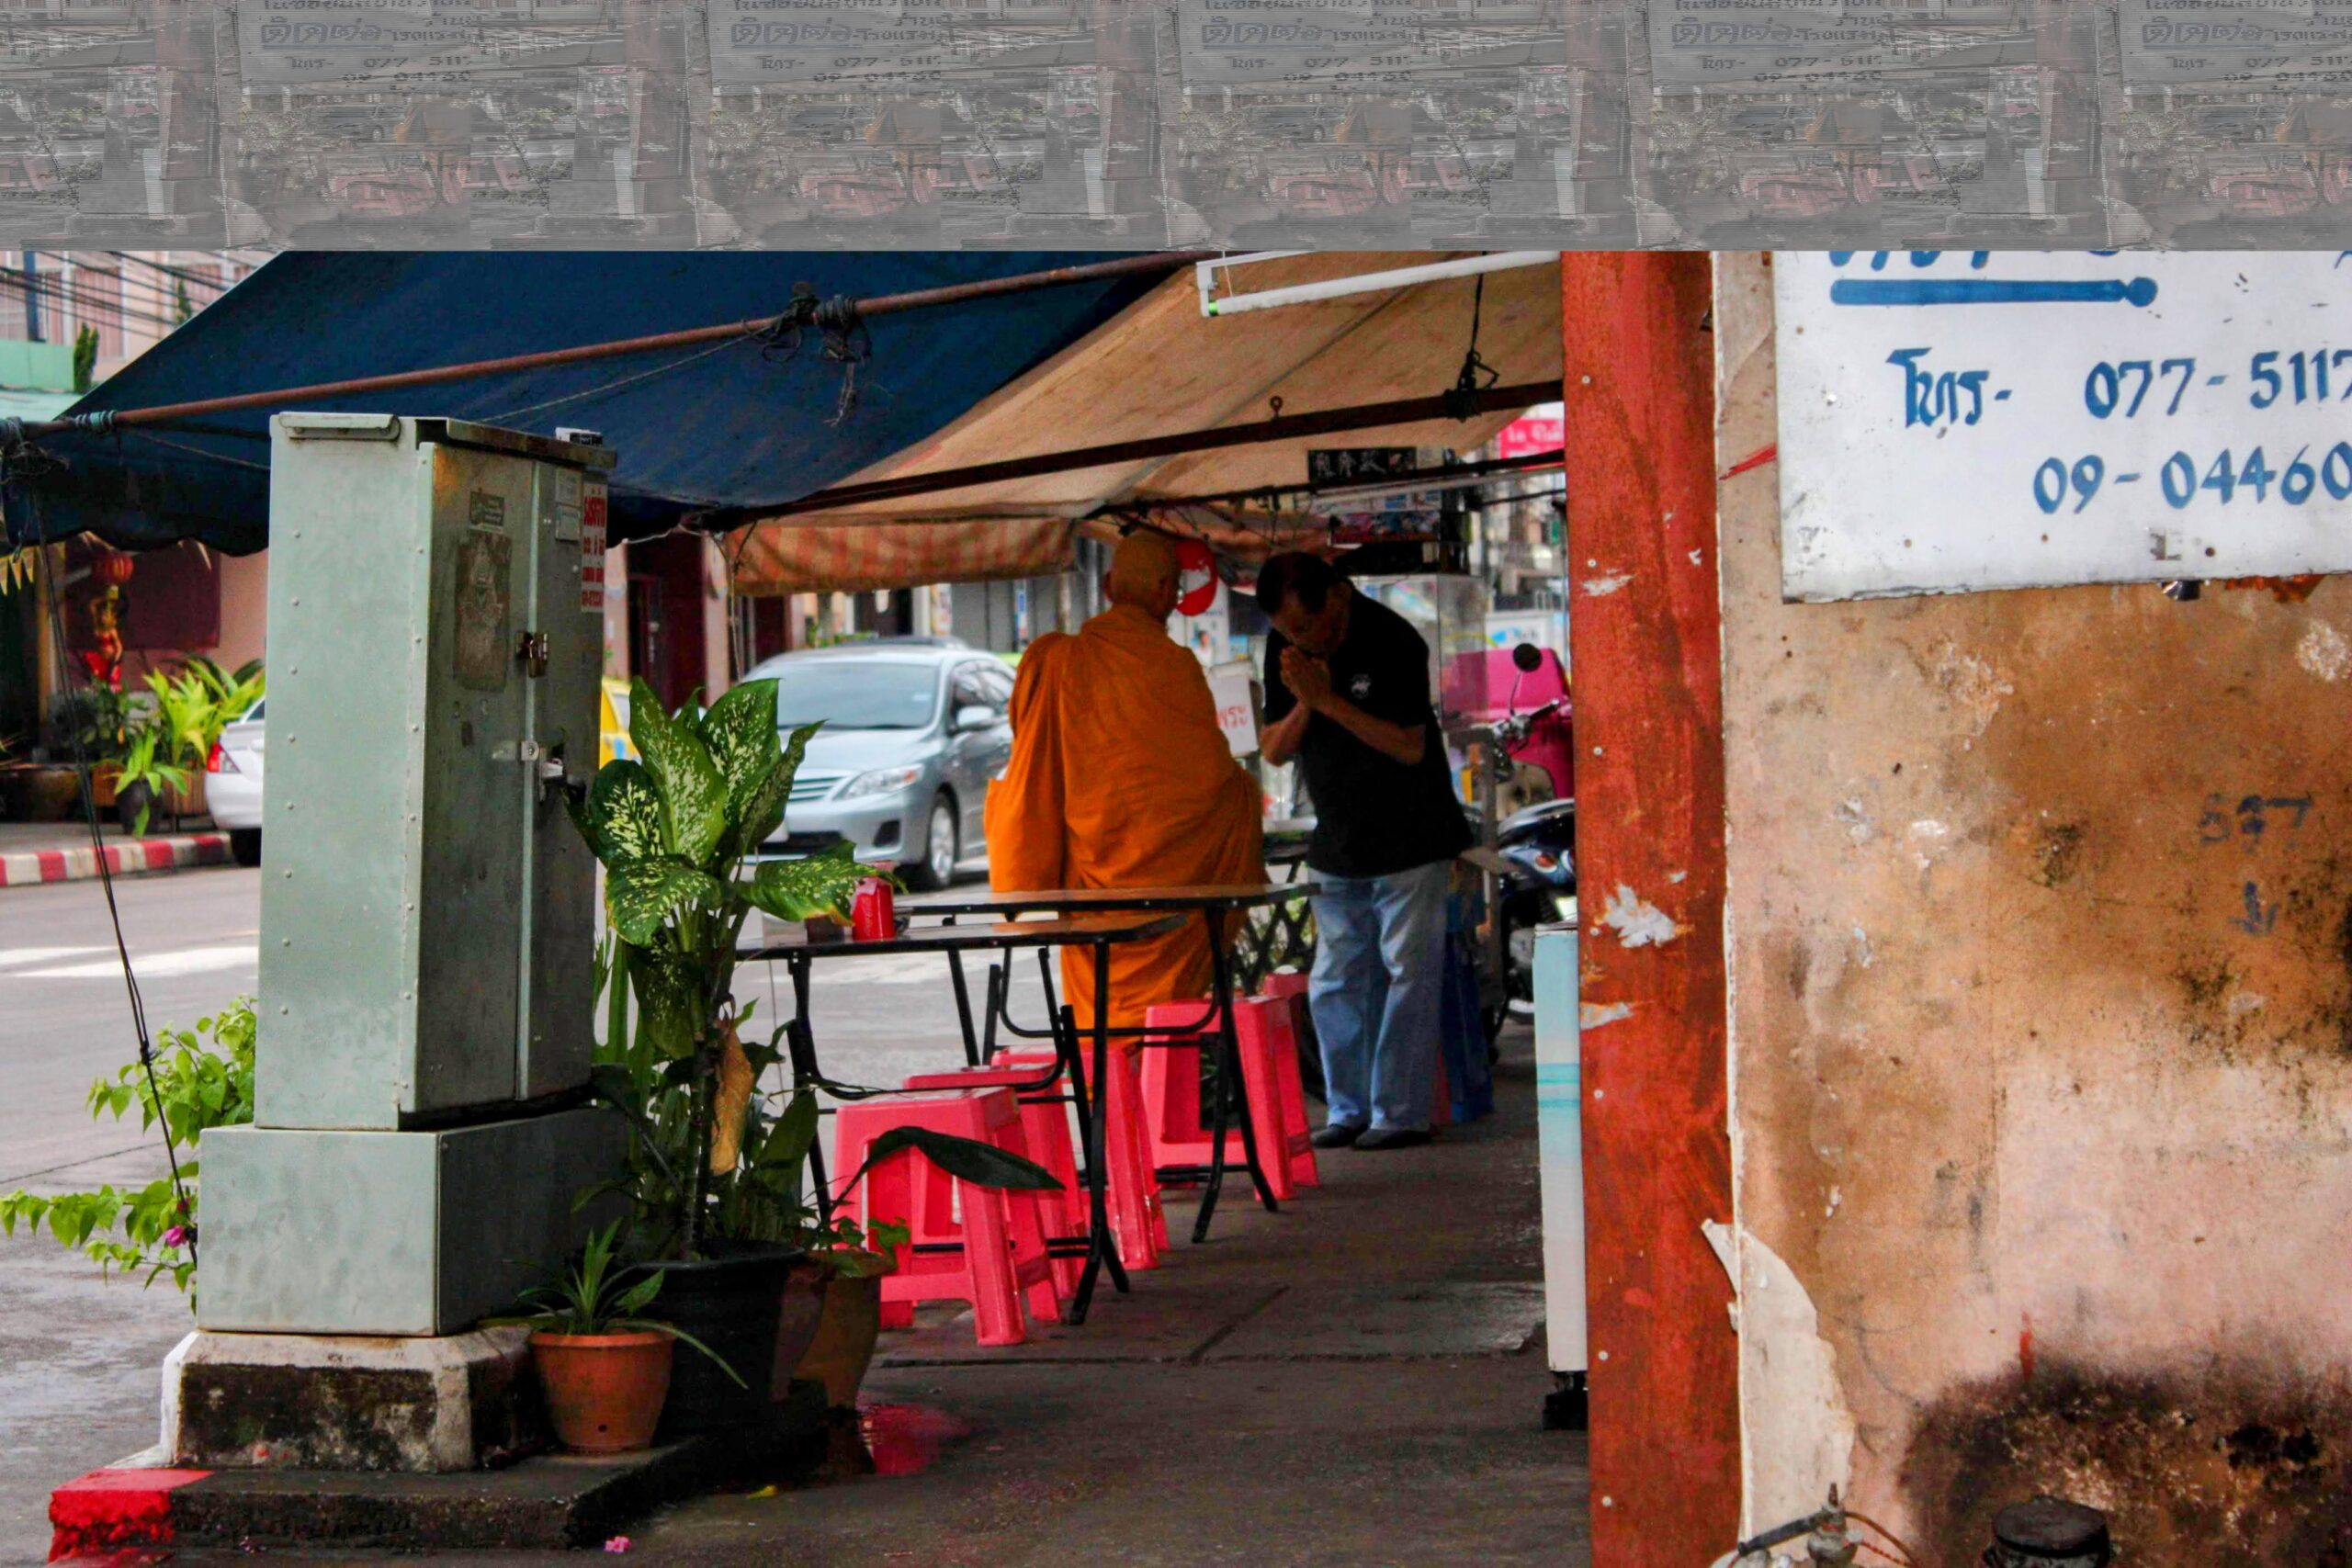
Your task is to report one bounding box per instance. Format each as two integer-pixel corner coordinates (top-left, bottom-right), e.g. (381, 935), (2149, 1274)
(1511, 642), (1544, 673)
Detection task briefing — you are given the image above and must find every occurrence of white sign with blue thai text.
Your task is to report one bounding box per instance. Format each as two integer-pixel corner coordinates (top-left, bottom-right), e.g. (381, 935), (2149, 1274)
(1774, 251), (2352, 602)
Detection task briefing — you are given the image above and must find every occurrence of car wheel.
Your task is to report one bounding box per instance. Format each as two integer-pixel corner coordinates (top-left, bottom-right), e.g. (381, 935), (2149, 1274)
(230, 829), (263, 868)
(903, 795), (958, 892)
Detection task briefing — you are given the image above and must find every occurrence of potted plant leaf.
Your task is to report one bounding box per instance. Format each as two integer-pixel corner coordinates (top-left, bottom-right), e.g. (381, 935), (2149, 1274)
(499, 1222), (742, 1454)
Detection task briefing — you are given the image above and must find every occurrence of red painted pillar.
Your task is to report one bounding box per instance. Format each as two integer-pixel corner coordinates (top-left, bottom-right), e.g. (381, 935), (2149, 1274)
(1559, 252), (1739, 1566)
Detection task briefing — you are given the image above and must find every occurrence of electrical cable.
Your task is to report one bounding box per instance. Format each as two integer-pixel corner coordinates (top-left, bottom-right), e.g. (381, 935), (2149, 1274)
(2, 429), (196, 1270)
(97, 252), (239, 293)
(126, 430), (273, 473)
(482, 334), (749, 425)
(0, 265), (192, 337)
(36, 250), (226, 316)
(1843, 1510), (1925, 1568)
(1441, 272), (1502, 422)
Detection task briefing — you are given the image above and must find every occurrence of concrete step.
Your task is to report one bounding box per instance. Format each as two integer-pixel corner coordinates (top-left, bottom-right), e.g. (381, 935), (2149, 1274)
(50, 1383), (830, 1559)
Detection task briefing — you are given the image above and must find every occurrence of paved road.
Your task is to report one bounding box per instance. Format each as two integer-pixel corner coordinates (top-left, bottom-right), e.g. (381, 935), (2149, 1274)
(0, 866), (1048, 1566)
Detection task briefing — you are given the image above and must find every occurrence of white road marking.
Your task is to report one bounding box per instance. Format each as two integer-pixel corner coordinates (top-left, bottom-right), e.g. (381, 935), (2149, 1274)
(17, 944), (258, 979)
(0, 947), (108, 969)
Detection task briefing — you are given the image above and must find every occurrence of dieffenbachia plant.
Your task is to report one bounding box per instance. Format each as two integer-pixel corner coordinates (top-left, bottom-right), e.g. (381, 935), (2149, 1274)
(570, 676), (875, 1257)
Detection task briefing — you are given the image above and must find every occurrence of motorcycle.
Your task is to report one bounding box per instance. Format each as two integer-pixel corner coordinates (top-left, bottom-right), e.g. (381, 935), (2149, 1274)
(1485, 644), (1576, 1020)
(1496, 794), (1576, 1015)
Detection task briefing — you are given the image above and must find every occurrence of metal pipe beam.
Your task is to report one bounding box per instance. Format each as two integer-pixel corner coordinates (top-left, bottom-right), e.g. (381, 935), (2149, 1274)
(729, 380), (1559, 525)
(1091, 446), (1566, 516)
(1199, 251), (1560, 317)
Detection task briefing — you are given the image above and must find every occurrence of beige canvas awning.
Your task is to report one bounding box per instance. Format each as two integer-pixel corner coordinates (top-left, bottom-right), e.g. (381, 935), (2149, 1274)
(729, 253), (1563, 595)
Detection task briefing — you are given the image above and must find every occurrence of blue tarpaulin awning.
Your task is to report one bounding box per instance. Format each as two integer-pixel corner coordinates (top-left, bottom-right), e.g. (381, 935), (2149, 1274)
(2, 252), (1167, 554)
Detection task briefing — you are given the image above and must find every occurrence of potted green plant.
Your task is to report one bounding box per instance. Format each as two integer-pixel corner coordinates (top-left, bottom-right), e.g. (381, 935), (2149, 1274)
(142, 658), (265, 827)
(115, 725), (192, 838)
(13, 684), (136, 821)
(498, 1222), (742, 1455)
(575, 679), (1062, 1428)
(570, 677), (878, 1437)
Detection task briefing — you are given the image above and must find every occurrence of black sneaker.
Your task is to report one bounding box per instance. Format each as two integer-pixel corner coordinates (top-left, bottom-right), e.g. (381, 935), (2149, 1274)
(1352, 1127), (1433, 1152)
(1311, 1123), (1367, 1150)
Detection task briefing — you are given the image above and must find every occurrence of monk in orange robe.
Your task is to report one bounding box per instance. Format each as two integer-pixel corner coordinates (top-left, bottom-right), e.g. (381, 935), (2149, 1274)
(983, 532), (1265, 1034)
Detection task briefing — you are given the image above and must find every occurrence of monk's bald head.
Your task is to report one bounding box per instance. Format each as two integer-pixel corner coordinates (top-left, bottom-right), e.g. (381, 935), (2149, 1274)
(1104, 531), (1181, 619)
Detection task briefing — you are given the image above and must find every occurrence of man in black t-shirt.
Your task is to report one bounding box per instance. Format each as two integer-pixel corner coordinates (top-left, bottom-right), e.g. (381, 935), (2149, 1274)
(1259, 553), (1471, 1150)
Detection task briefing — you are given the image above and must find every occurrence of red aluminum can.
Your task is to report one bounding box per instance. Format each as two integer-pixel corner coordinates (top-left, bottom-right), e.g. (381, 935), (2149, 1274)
(851, 877), (896, 942)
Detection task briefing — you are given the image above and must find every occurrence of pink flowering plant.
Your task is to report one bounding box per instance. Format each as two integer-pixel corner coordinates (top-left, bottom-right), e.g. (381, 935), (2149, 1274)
(0, 998), (255, 1303)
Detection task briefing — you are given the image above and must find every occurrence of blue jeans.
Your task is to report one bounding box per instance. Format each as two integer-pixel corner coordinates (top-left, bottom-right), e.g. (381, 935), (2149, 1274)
(1307, 859), (1452, 1134)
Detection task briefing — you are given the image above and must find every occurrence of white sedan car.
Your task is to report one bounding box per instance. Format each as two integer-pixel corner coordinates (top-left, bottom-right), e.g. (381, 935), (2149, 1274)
(209, 700), (265, 866)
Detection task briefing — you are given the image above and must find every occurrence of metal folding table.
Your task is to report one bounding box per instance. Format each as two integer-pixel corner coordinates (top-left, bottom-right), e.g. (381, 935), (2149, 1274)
(743, 910), (1185, 1325)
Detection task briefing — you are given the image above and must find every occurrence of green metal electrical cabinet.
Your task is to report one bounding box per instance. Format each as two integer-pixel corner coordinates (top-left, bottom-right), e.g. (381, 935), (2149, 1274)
(199, 415), (622, 1336)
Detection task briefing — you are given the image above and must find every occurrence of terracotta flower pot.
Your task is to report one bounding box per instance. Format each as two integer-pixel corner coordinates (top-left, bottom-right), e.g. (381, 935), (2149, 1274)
(529, 1330), (674, 1454)
(795, 1267), (884, 1410)
(772, 1258), (829, 1400)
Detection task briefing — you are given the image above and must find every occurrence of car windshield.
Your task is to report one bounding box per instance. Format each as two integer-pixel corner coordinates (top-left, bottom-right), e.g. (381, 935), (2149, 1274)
(770, 662), (939, 731)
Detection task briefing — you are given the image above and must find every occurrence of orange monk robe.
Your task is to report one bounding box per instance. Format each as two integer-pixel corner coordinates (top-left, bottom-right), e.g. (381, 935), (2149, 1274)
(983, 602), (1264, 1034)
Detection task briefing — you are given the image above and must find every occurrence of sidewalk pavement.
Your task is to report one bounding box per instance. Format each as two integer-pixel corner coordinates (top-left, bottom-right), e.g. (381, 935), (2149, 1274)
(143, 1032), (1585, 1566)
(0, 822), (231, 889)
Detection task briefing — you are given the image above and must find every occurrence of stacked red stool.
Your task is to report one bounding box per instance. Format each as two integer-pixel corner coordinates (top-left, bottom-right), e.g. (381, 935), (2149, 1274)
(1138, 996), (1317, 1202)
(831, 1088), (1060, 1347)
(909, 1045), (1168, 1275)
(902, 1056), (1084, 1296)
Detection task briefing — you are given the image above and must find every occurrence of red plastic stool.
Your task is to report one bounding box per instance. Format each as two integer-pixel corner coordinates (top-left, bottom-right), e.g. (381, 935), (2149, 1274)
(831, 1089), (1058, 1348)
(1090, 1043), (1170, 1269)
(1237, 996), (1319, 1191)
(1139, 997), (1311, 1202)
(1261, 970), (1309, 1003)
(1005, 1046), (1169, 1270)
(1251, 977), (1323, 1189)
(902, 1060), (1084, 1298)
(920, 1047), (1167, 1271)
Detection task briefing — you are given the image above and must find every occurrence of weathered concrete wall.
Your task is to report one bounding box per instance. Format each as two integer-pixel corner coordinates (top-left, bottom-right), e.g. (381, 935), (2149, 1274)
(1713, 250), (2352, 1565)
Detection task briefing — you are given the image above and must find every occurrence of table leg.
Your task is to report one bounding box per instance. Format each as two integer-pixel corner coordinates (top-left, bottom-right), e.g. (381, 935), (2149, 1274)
(1066, 938), (1131, 1324)
(981, 964), (1004, 1060)
(948, 949), (980, 1066)
(786, 954), (834, 1224)
(1193, 917), (1279, 1245)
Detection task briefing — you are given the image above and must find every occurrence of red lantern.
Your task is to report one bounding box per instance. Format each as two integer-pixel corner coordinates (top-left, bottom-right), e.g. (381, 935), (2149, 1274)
(1173, 538), (1217, 617)
(89, 547), (135, 589)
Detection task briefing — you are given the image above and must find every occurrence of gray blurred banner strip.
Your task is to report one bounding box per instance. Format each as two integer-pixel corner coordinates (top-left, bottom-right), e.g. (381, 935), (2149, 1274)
(3, 0), (2348, 247)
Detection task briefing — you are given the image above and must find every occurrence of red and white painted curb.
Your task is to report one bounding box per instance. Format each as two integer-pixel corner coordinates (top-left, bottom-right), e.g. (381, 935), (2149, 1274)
(49, 1465), (209, 1561)
(0, 834), (230, 890)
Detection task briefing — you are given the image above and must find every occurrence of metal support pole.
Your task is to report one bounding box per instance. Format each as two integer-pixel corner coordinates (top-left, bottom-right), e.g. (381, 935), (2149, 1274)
(1066, 939), (1131, 1322)
(947, 949), (979, 1066)
(1193, 917), (1278, 1244)
(786, 954), (832, 1224)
